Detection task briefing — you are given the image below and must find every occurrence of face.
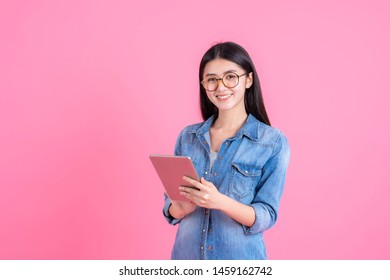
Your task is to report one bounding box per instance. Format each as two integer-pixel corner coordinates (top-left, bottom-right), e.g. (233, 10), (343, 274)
(202, 58), (253, 114)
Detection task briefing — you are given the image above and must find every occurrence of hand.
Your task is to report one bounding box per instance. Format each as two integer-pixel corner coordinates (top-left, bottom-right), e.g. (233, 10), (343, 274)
(180, 177), (227, 210)
(170, 199), (196, 218)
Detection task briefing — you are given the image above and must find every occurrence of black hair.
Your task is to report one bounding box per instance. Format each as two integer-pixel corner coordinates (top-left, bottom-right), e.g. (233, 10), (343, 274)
(199, 41), (271, 126)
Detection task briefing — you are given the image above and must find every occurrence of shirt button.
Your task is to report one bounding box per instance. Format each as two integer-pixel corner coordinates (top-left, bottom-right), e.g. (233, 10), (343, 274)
(208, 246), (212, 250)
(214, 172), (217, 176)
(200, 246), (204, 250)
(204, 171), (208, 175)
(245, 170), (248, 174)
(225, 142), (229, 146)
(202, 229), (206, 232)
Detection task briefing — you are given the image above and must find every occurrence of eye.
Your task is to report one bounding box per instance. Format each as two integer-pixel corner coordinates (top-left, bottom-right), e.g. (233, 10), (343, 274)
(207, 77), (217, 83)
(225, 74), (236, 80)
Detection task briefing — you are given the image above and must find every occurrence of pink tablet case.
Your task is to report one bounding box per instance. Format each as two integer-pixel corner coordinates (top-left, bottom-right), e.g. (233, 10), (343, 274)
(149, 155), (199, 201)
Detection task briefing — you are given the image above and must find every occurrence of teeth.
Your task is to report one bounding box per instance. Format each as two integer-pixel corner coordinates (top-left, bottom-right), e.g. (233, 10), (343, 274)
(217, 93), (232, 99)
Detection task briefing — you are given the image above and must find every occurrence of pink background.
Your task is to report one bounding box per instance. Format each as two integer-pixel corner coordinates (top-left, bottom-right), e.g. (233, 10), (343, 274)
(1, 0), (389, 259)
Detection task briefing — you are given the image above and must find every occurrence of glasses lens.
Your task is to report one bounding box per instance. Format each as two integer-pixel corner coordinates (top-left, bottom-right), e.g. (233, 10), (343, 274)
(202, 77), (218, 91)
(222, 73), (239, 88)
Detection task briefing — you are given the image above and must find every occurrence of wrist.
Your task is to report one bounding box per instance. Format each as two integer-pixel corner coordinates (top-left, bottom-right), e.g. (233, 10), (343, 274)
(168, 203), (186, 219)
(217, 194), (231, 212)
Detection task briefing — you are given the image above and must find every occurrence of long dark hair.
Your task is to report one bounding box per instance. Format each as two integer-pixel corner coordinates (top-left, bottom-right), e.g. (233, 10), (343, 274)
(199, 42), (271, 126)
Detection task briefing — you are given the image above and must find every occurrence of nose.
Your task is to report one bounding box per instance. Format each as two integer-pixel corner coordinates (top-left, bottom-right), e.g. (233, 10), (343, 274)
(215, 78), (227, 91)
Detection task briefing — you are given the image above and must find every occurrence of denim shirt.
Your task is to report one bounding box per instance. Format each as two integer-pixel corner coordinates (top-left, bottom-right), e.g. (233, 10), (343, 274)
(163, 114), (290, 260)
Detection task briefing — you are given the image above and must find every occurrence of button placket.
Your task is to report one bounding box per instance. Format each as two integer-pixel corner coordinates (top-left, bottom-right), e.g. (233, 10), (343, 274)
(199, 207), (210, 259)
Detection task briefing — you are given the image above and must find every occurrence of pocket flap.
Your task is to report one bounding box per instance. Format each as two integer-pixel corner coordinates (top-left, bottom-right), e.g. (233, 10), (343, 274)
(232, 162), (262, 177)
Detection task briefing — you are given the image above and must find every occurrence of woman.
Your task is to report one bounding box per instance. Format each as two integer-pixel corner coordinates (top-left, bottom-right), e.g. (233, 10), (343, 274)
(163, 42), (290, 259)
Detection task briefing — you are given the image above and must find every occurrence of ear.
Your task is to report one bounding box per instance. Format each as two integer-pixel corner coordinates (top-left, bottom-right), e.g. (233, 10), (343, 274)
(245, 72), (253, 89)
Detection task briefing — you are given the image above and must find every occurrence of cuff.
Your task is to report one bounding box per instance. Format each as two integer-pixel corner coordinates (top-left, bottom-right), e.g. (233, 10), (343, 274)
(242, 204), (272, 235)
(163, 196), (182, 225)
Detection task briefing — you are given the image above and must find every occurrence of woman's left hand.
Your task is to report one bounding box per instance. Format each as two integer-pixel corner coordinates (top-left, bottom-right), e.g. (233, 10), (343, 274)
(180, 177), (227, 210)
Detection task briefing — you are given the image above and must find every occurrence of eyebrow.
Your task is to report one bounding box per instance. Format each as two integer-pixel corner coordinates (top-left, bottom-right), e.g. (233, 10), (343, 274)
(205, 70), (238, 77)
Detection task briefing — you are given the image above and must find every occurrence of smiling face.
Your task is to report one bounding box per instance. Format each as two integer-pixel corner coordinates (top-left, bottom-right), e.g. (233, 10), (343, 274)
(202, 58), (253, 115)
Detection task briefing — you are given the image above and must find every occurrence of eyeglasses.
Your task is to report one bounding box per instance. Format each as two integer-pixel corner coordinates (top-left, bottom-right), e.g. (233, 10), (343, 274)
(201, 72), (247, 91)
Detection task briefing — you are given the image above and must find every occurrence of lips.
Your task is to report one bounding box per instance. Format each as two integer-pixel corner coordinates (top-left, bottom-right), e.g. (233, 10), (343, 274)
(216, 93), (233, 100)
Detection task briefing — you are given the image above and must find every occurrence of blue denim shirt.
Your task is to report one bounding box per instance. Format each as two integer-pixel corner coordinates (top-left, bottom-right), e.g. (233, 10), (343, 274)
(163, 114), (290, 259)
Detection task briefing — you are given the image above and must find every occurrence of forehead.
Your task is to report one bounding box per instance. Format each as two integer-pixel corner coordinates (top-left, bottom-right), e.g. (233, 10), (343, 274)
(203, 58), (243, 76)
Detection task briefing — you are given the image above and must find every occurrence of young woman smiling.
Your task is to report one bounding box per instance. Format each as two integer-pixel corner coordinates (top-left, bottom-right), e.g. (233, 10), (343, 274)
(163, 42), (290, 260)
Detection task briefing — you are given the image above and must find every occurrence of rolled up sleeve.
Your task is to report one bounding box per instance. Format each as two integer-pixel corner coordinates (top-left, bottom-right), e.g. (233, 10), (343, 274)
(163, 194), (183, 225)
(243, 133), (290, 234)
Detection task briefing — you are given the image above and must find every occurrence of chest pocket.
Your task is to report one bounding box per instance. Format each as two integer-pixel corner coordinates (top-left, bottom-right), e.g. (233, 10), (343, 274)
(228, 162), (262, 203)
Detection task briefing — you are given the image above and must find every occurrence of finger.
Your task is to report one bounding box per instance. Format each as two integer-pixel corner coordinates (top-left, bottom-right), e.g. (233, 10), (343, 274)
(200, 177), (214, 187)
(182, 176), (208, 191)
(179, 190), (197, 202)
(179, 186), (200, 195)
(180, 192), (205, 207)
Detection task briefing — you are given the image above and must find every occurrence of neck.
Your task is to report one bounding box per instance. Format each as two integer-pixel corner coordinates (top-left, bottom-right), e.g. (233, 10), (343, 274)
(214, 109), (248, 131)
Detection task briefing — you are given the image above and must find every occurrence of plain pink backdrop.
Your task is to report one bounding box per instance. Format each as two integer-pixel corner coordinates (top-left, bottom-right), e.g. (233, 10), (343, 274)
(1, 0), (389, 259)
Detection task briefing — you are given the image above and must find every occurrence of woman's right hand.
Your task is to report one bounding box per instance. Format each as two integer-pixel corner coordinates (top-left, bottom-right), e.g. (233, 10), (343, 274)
(169, 200), (196, 219)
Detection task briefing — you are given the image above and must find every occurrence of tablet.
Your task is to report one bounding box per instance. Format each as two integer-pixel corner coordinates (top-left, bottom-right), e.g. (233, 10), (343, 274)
(149, 154), (200, 201)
